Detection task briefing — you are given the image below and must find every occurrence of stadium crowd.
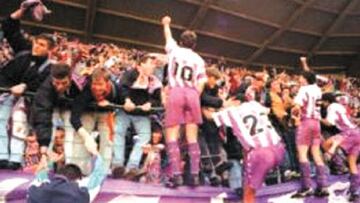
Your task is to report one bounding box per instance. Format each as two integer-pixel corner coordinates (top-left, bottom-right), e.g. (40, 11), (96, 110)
(0, 2), (359, 203)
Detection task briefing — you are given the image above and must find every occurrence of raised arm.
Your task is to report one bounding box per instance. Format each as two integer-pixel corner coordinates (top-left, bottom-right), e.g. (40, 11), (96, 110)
(300, 57), (311, 72)
(2, 6), (30, 53)
(161, 16), (174, 46)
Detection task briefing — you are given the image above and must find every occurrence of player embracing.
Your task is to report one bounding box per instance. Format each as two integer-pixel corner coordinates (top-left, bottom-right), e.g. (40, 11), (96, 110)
(161, 16), (207, 187)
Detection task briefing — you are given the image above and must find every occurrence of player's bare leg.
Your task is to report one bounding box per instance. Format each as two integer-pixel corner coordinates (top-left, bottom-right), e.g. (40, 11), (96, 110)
(165, 125), (183, 188)
(323, 137), (342, 155)
(185, 123), (201, 187)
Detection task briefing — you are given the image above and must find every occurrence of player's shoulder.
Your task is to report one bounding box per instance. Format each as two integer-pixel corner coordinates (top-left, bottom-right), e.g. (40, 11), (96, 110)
(239, 101), (262, 111)
(329, 102), (345, 112)
(190, 51), (205, 64)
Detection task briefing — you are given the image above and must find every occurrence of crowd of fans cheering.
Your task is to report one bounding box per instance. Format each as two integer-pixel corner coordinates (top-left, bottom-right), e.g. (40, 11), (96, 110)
(0, 3), (359, 202)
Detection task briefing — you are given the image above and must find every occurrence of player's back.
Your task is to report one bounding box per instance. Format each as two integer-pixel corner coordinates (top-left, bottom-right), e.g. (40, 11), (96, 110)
(166, 41), (206, 89)
(327, 102), (357, 131)
(295, 84), (322, 120)
(213, 101), (281, 150)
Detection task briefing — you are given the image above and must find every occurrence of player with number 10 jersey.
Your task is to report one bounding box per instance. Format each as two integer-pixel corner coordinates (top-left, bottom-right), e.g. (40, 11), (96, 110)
(166, 39), (207, 90)
(161, 16), (207, 188)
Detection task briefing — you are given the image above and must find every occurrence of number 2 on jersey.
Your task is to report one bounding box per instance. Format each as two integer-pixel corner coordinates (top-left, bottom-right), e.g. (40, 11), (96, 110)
(243, 115), (258, 136)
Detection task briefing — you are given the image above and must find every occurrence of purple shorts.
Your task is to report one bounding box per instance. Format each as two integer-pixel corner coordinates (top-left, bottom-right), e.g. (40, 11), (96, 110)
(164, 87), (202, 127)
(335, 128), (360, 156)
(244, 143), (285, 190)
(296, 118), (321, 146)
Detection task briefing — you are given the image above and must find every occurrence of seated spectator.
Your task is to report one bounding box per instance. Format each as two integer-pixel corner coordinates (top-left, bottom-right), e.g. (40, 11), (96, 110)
(139, 124), (165, 184)
(23, 131), (40, 173)
(52, 127), (65, 171)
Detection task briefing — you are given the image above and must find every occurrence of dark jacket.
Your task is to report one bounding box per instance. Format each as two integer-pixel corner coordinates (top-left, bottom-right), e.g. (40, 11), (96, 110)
(31, 76), (81, 147)
(119, 69), (162, 115)
(201, 84), (223, 108)
(0, 17), (51, 92)
(70, 80), (121, 131)
(27, 175), (89, 203)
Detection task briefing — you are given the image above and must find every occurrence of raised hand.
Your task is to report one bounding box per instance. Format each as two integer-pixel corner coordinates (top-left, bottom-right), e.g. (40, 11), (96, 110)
(161, 16), (171, 25)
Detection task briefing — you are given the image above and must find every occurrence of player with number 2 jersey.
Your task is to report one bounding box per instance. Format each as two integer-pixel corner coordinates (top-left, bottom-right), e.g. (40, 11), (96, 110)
(213, 100), (285, 203)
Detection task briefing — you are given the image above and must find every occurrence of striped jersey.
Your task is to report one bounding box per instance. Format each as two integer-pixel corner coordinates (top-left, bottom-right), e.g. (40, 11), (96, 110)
(212, 101), (282, 151)
(326, 102), (357, 132)
(165, 39), (207, 90)
(294, 84), (322, 120)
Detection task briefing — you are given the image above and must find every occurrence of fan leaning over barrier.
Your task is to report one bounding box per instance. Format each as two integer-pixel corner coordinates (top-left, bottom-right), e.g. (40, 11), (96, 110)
(0, 2), (54, 170)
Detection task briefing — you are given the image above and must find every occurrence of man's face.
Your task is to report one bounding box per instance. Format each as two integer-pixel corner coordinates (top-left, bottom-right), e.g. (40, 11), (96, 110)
(299, 75), (307, 85)
(271, 81), (281, 93)
(152, 131), (162, 144)
(54, 130), (65, 145)
(52, 77), (71, 94)
(140, 58), (156, 76)
(32, 38), (51, 57)
(207, 76), (217, 87)
(91, 78), (109, 101)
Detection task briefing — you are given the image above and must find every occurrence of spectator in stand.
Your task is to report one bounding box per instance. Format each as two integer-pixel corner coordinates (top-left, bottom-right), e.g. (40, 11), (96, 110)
(70, 67), (121, 175)
(52, 127), (65, 170)
(269, 80), (288, 129)
(111, 54), (161, 179)
(0, 3), (54, 170)
(0, 39), (14, 67)
(23, 131), (40, 173)
(139, 124), (165, 184)
(31, 63), (81, 170)
(199, 67), (237, 185)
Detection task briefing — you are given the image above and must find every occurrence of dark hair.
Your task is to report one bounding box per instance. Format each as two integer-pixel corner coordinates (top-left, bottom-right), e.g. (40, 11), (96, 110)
(51, 63), (71, 79)
(322, 93), (336, 103)
(35, 33), (56, 49)
(302, 71), (316, 84)
(137, 54), (156, 65)
(179, 30), (197, 49)
(56, 164), (83, 181)
(56, 126), (65, 131)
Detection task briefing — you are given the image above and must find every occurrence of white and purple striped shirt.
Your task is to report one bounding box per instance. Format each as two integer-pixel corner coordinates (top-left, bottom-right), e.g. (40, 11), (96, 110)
(294, 84), (322, 120)
(165, 39), (207, 90)
(212, 101), (282, 151)
(326, 103), (357, 132)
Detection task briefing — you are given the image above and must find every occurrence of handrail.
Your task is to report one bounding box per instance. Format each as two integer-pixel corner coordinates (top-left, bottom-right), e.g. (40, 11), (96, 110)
(0, 87), (164, 111)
